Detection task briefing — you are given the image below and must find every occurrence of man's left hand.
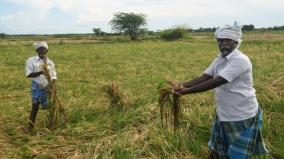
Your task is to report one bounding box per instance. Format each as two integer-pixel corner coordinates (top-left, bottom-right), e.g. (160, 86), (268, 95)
(172, 89), (182, 98)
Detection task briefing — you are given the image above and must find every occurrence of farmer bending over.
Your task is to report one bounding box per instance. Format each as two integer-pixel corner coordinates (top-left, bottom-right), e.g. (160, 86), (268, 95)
(168, 24), (268, 158)
(25, 41), (57, 131)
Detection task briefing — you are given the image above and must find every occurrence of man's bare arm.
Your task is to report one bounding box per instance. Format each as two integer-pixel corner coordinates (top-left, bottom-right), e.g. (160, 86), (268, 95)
(27, 71), (43, 78)
(176, 76), (228, 95)
(179, 74), (213, 88)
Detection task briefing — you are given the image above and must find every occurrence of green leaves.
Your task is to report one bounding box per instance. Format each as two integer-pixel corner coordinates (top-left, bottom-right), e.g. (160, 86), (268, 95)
(109, 12), (146, 40)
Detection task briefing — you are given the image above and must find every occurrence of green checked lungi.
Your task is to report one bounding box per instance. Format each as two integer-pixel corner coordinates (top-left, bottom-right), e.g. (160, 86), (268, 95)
(208, 109), (268, 159)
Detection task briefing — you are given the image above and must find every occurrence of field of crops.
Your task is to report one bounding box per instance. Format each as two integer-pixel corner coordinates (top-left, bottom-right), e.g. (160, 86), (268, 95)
(0, 32), (283, 158)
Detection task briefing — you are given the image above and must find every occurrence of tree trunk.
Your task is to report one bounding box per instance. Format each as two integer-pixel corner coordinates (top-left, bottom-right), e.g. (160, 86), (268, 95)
(129, 33), (138, 41)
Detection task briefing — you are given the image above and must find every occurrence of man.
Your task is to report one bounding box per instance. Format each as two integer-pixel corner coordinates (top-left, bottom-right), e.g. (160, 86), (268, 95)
(25, 41), (57, 131)
(169, 24), (268, 158)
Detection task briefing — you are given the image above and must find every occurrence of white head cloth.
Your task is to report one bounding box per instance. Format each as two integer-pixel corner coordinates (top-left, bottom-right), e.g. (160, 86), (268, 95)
(33, 41), (48, 50)
(215, 24), (242, 48)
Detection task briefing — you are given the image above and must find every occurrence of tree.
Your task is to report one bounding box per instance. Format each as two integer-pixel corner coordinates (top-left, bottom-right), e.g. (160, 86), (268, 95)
(93, 28), (105, 36)
(109, 12), (146, 41)
(93, 28), (101, 36)
(194, 27), (216, 32)
(0, 33), (6, 38)
(242, 24), (255, 31)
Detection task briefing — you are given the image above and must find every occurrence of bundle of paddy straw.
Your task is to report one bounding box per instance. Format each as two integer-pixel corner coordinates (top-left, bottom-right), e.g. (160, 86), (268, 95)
(103, 82), (128, 108)
(42, 59), (66, 129)
(158, 88), (180, 130)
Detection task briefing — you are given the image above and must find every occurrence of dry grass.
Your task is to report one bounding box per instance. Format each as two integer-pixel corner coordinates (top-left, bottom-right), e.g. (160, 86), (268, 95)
(42, 60), (66, 129)
(102, 82), (130, 109)
(158, 87), (181, 130)
(0, 121), (11, 158)
(0, 32), (283, 158)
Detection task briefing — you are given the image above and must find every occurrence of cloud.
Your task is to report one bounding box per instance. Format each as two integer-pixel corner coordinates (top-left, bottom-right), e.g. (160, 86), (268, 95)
(0, 11), (23, 22)
(1, 15), (15, 21)
(0, 0), (283, 34)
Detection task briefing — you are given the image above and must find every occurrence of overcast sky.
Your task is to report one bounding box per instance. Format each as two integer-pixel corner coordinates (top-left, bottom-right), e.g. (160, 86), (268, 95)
(1, 0), (283, 34)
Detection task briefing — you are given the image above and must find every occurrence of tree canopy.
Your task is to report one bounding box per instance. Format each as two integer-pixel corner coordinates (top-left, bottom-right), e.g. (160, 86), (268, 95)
(109, 12), (146, 41)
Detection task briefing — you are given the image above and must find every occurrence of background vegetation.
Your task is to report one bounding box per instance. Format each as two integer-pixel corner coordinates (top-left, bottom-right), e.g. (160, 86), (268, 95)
(0, 31), (283, 158)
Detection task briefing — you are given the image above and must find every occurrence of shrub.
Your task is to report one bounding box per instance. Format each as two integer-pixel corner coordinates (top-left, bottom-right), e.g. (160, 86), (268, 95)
(0, 33), (6, 38)
(160, 28), (187, 41)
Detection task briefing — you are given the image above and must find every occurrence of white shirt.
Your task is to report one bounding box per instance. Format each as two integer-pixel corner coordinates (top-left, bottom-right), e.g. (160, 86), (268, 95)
(25, 56), (57, 88)
(205, 49), (258, 121)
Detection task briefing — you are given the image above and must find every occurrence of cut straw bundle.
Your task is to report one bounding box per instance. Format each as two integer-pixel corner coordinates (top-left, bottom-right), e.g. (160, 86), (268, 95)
(158, 88), (180, 130)
(103, 82), (128, 108)
(42, 59), (66, 129)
